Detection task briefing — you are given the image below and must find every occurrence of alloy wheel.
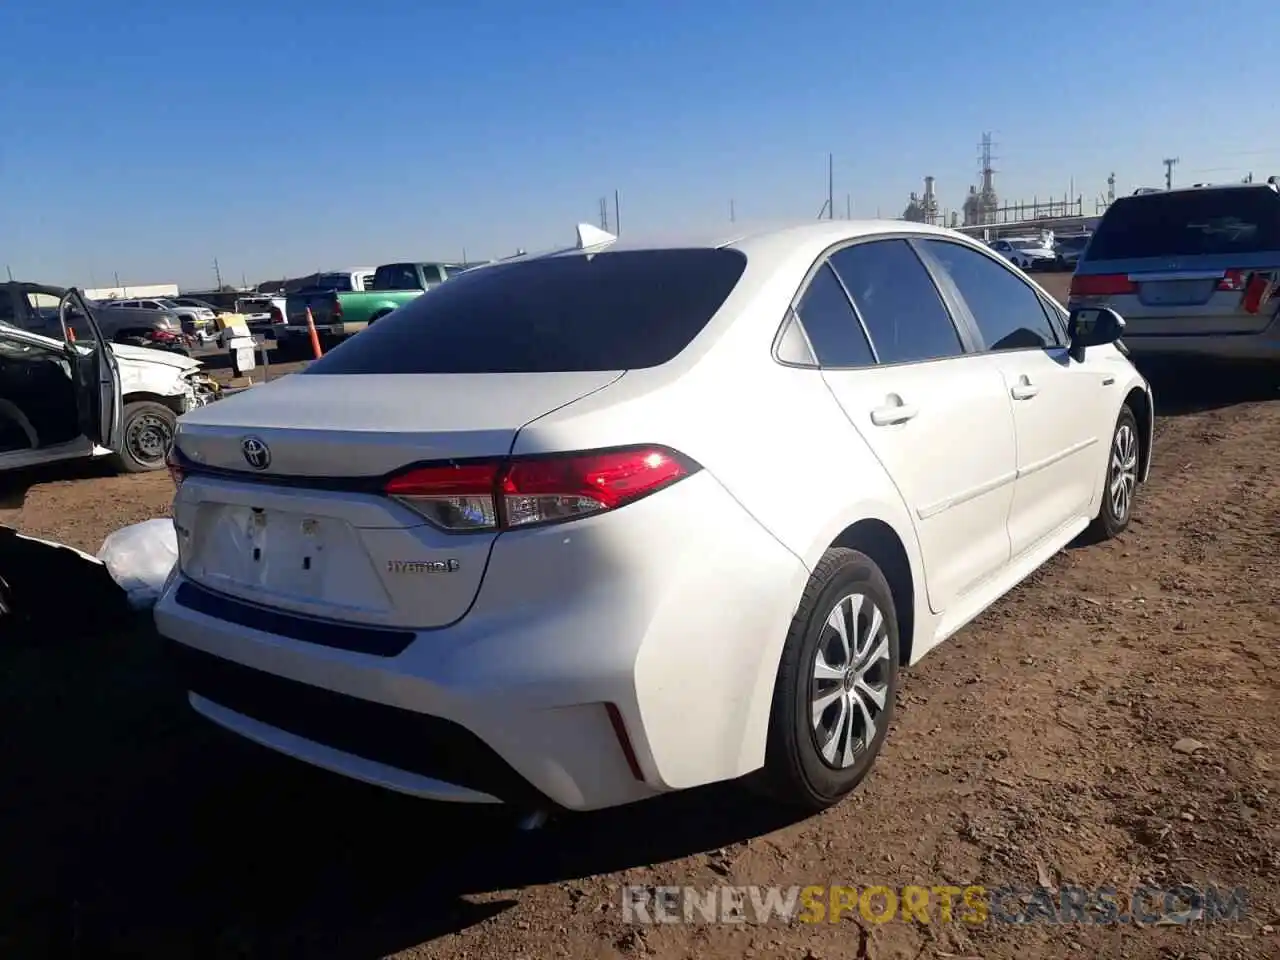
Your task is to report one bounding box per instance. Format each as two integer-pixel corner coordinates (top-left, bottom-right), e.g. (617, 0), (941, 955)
(1110, 422), (1138, 521)
(810, 592), (892, 769)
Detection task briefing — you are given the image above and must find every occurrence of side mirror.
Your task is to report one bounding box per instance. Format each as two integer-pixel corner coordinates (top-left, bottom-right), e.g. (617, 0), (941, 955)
(1067, 305), (1125, 362)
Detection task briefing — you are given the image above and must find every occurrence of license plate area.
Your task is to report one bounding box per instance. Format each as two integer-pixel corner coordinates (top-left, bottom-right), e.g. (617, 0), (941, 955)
(183, 503), (391, 614)
(1137, 279), (1217, 307)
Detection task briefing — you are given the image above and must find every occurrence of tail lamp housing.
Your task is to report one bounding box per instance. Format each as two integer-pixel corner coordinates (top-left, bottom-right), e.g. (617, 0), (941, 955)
(384, 446), (699, 533)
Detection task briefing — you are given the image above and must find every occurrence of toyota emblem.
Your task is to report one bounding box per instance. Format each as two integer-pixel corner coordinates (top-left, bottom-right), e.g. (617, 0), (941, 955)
(241, 436), (271, 470)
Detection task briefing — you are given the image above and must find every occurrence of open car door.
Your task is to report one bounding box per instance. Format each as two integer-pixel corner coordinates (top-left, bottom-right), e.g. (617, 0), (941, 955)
(59, 288), (122, 452)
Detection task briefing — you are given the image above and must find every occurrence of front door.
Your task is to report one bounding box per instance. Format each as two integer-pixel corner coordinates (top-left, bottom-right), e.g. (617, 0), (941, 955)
(59, 289), (122, 451)
(915, 239), (1105, 557)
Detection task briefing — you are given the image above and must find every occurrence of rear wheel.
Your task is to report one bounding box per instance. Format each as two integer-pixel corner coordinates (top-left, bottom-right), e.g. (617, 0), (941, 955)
(1088, 404), (1139, 540)
(116, 400), (177, 473)
(760, 547), (899, 812)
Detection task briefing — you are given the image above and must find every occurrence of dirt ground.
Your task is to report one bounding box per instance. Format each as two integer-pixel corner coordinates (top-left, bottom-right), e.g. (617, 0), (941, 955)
(1, 274), (1277, 958)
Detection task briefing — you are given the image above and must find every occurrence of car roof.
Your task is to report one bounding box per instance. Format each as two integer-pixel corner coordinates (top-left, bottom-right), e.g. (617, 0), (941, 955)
(1123, 181), (1279, 199)
(500, 219), (974, 272)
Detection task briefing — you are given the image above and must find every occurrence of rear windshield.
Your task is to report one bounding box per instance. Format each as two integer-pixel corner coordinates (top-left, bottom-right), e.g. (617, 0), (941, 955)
(1085, 187), (1280, 260)
(305, 248), (748, 374)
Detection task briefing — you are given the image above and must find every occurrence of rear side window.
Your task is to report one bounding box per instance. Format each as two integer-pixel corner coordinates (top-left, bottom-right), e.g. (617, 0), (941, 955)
(793, 263), (874, 368)
(306, 249), (748, 374)
(372, 264), (420, 289)
(1086, 187), (1280, 260)
(829, 239), (963, 364)
(920, 240), (1060, 351)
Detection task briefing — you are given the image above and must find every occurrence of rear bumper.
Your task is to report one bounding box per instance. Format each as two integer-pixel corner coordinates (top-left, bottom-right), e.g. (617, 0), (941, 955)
(281, 322), (368, 338)
(153, 470), (809, 811)
(1122, 323), (1280, 362)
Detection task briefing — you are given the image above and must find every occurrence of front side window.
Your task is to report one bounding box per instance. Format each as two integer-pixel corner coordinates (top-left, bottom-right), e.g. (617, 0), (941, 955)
(829, 239), (963, 364)
(920, 240), (1060, 351)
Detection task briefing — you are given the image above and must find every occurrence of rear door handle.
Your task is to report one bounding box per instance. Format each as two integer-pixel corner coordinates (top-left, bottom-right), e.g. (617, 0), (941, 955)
(1010, 377), (1040, 400)
(870, 403), (919, 426)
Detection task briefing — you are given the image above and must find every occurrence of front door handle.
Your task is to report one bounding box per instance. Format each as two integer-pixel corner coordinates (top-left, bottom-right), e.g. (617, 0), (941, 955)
(1010, 376), (1040, 401)
(870, 401), (919, 426)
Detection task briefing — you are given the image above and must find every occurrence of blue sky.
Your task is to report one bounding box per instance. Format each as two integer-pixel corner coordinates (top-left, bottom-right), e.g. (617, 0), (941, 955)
(1, 0), (1277, 290)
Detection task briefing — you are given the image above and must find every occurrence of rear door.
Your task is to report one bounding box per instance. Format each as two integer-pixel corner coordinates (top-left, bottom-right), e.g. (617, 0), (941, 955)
(805, 237), (1018, 614)
(1071, 186), (1280, 336)
(60, 289), (122, 450)
(917, 239), (1106, 558)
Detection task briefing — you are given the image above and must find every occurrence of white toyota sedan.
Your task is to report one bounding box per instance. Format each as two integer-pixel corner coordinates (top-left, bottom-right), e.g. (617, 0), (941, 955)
(155, 220), (1153, 816)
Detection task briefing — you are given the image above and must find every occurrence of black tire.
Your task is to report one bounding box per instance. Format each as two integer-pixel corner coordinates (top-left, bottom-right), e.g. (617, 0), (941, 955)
(115, 400), (177, 474)
(760, 547), (900, 812)
(1088, 404), (1140, 540)
(367, 311), (392, 326)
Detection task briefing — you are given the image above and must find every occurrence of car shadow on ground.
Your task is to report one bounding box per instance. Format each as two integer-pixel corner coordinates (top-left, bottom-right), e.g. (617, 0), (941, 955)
(1133, 358), (1276, 417)
(0, 620), (803, 958)
(0, 456), (119, 513)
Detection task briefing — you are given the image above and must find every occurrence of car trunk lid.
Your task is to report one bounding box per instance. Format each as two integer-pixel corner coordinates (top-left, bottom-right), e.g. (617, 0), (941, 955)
(171, 370), (622, 628)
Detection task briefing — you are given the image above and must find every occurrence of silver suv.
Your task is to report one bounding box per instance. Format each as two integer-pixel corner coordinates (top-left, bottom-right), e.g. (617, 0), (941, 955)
(1068, 182), (1280, 362)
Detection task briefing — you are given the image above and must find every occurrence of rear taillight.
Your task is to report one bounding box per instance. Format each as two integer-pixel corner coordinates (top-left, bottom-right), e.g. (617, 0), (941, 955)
(1241, 273), (1275, 314)
(269, 305), (285, 325)
(1069, 274), (1136, 297)
(384, 446), (698, 532)
(1217, 269), (1248, 291)
(166, 447), (185, 488)
(332, 298), (344, 319)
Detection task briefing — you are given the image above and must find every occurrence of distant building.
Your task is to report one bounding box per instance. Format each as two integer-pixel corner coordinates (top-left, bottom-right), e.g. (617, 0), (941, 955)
(85, 283), (179, 301)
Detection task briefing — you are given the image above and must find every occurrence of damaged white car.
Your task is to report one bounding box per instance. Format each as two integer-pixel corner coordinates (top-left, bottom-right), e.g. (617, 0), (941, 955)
(0, 289), (220, 474)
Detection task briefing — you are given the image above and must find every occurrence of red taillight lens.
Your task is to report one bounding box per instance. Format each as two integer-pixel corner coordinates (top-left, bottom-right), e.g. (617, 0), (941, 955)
(269, 306), (285, 324)
(385, 462), (501, 531)
(384, 447), (697, 532)
(166, 447), (185, 488)
(1217, 269), (1247, 291)
(1069, 274), (1136, 297)
(1241, 273), (1274, 314)
(331, 298), (344, 319)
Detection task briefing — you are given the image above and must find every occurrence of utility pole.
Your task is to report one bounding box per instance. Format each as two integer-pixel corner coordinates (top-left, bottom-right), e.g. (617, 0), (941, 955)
(1162, 157), (1179, 190)
(5, 265), (12, 281)
(614, 189), (621, 236)
(846, 194), (851, 219)
(213, 258), (223, 289)
(827, 153), (834, 220)
(113, 271), (120, 289)
(598, 198), (609, 231)
(729, 199), (736, 223)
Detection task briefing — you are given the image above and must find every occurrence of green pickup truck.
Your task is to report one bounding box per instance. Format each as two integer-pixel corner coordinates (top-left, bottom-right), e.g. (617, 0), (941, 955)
(277, 261), (472, 355)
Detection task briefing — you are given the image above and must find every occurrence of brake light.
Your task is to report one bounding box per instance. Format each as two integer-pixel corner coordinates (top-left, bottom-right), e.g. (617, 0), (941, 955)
(1069, 274), (1136, 297)
(384, 446), (698, 532)
(1241, 273), (1275, 314)
(269, 305), (285, 325)
(331, 297), (344, 319)
(1217, 269), (1247, 291)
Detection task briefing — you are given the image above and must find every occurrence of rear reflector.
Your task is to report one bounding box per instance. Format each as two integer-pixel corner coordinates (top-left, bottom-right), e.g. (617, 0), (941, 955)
(385, 446), (698, 532)
(1069, 274), (1136, 297)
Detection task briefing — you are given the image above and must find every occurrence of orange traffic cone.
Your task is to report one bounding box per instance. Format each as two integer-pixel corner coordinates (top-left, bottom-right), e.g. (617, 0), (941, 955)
(304, 306), (324, 359)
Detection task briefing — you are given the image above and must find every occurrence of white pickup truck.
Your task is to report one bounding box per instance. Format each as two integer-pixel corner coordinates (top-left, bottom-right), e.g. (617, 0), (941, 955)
(1, 287), (220, 475)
